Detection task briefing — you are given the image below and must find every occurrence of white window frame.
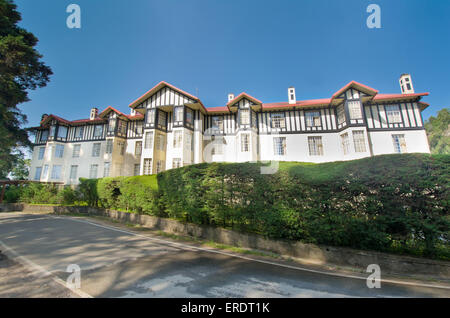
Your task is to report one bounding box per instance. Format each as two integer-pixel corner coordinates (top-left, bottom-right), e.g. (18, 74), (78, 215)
(271, 113), (286, 129)
(173, 131), (183, 148)
(38, 147), (45, 160)
(89, 164), (98, 179)
(240, 133), (250, 152)
(34, 167), (42, 181)
(92, 143), (101, 157)
(308, 136), (324, 156)
(348, 100), (363, 119)
(385, 105), (402, 123)
(143, 158), (152, 175)
(51, 165), (62, 180)
(240, 109), (250, 125)
(340, 133), (350, 155)
(144, 131), (154, 149)
(305, 111), (321, 127)
(352, 130), (367, 153)
(392, 134), (407, 153)
(172, 158), (182, 169)
(55, 144), (64, 158)
(70, 165), (78, 180)
(273, 137), (286, 156)
(72, 144), (81, 158)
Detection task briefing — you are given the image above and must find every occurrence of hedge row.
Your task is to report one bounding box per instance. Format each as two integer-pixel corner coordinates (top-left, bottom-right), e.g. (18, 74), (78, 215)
(3, 154), (449, 259)
(156, 154), (449, 258)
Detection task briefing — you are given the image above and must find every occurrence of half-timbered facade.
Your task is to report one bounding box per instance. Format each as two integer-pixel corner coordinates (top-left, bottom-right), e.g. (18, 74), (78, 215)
(29, 75), (431, 184)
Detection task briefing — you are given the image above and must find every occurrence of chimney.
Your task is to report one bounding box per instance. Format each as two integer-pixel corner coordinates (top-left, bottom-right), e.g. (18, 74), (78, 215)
(90, 107), (98, 120)
(288, 87), (296, 104)
(130, 108), (136, 116)
(228, 93), (235, 103)
(41, 114), (49, 122)
(399, 74), (414, 94)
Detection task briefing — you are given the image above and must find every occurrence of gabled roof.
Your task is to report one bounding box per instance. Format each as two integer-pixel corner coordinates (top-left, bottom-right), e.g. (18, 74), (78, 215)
(226, 92), (262, 107)
(331, 81), (379, 101)
(129, 81), (200, 108)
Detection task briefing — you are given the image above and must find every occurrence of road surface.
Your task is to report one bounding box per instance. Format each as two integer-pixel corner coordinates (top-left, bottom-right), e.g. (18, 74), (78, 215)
(0, 212), (448, 298)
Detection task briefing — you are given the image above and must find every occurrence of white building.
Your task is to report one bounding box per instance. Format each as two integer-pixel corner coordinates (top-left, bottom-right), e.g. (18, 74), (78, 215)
(29, 75), (431, 185)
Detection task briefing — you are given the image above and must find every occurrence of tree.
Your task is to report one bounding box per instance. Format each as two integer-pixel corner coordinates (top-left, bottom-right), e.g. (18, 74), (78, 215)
(0, 0), (53, 178)
(9, 149), (30, 180)
(425, 108), (450, 155)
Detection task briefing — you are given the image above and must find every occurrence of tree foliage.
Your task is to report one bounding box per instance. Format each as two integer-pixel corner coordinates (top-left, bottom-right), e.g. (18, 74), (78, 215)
(425, 108), (450, 155)
(0, 0), (52, 178)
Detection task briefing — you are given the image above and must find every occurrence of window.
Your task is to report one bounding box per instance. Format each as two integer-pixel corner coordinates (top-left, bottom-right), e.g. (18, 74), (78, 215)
(392, 134), (407, 153)
(49, 126), (56, 138)
(305, 111), (321, 127)
(158, 111), (167, 127)
(353, 131), (367, 152)
(75, 126), (84, 139)
(103, 162), (111, 177)
(172, 158), (182, 169)
(118, 142), (125, 156)
(40, 130), (49, 142)
(271, 113), (286, 129)
(135, 141), (142, 157)
(173, 131), (183, 148)
(106, 139), (113, 154)
(308, 136), (323, 156)
(174, 107), (184, 122)
(89, 164), (98, 179)
(241, 133), (250, 152)
(273, 137), (286, 156)
(70, 165), (78, 180)
(337, 105), (346, 125)
(38, 147), (45, 160)
(144, 131), (154, 149)
(94, 125), (103, 137)
(51, 165), (62, 180)
(72, 144), (81, 158)
(134, 164), (141, 176)
(385, 105), (402, 123)
(42, 165), (49, 179)
(117, 120), (127, 135)
(212, 116), (224, 131)
(92, 143), (101, 157)
(156, 134), (165, 151)
(34, 167), (42, 181)
(55, 144), (64, 158)
(134, 121), (143, 135)
(186, 132), (193, 152)
(406, 83), (411, 91)
(57, 126), (68, 139)
(341, 133), (350, 155)
(186, 108), (193, 125)
(108, 118), (116, 133)
(146, 109), (155, 124)
(156, 160), (164, 173)
(143, 159), (152, 175)
(240, 109), (250, 125)
(348, 101), (362, 119)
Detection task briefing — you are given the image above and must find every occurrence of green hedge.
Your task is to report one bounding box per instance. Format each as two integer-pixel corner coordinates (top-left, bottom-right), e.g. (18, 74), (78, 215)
(4, 154), (449, 259)
(4, 183), (80, 205)
(157, 154), (449, 259)
(78, 175), (161, 215)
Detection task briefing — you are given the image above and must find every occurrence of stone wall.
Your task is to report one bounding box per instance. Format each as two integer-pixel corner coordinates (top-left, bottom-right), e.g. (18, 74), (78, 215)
(1, 203), (449, 279)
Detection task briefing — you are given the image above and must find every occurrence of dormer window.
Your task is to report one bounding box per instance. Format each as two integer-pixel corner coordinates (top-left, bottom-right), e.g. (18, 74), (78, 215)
(240, 109), (250, 125)
(146, 109), (155, 125)
(174, 107), (184, 122)
(348, 100), (363, 119)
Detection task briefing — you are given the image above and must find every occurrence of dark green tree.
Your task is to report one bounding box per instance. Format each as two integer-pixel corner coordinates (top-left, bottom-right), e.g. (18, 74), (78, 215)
(0, 0), (52, 178)
(425, 108), (450, 155)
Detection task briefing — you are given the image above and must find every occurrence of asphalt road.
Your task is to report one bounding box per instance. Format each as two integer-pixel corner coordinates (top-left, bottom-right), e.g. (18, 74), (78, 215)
(0, 212), (448, 298)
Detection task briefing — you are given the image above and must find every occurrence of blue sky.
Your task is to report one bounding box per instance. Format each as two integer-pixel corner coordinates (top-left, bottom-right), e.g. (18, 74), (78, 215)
(14, 0), (450, 127)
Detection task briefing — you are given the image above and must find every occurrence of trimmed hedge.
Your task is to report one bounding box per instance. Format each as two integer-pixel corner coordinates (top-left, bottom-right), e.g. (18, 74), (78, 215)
(157, 154), (449, 259)
(4, 154), (449, 259)
(78, 175), (161, 215)
(4, 183), (79, 205)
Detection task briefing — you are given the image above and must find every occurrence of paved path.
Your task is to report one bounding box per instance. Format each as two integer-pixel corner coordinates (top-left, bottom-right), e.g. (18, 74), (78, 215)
(0, 212), (448, 298)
